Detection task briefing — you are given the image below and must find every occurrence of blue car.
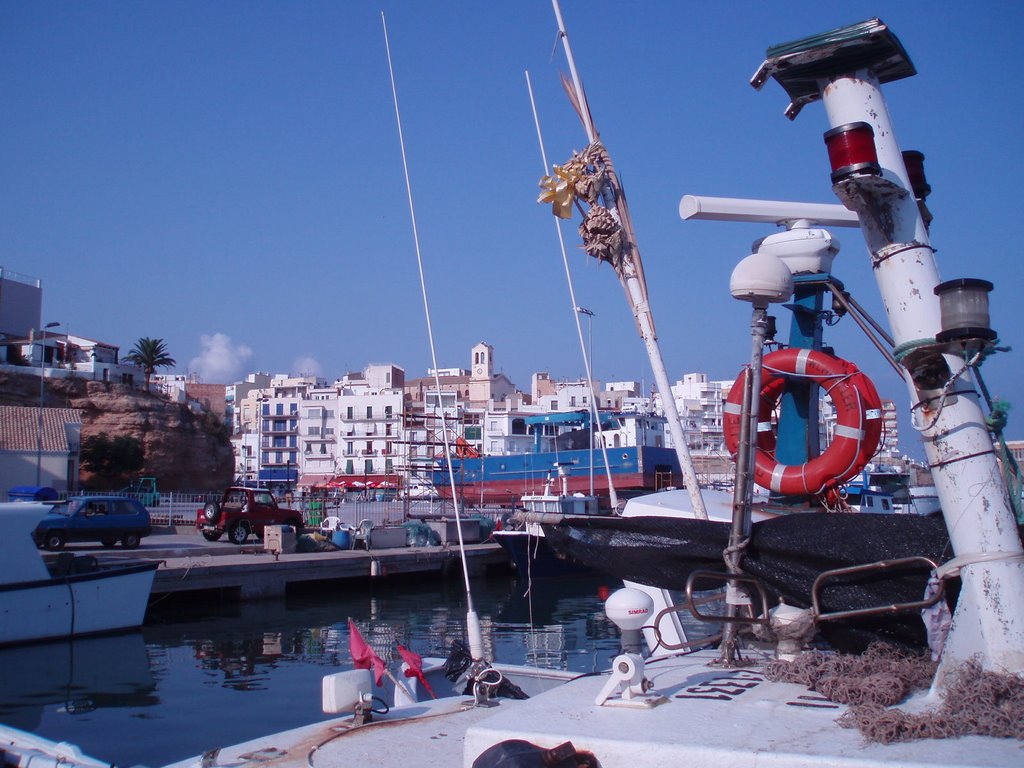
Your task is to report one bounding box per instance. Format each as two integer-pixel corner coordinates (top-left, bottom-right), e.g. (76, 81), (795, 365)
(33, 496), (152, 551)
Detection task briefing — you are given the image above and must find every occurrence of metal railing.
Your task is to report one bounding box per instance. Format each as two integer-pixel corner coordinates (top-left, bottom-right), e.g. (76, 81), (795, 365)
(3, 488), (507, 530)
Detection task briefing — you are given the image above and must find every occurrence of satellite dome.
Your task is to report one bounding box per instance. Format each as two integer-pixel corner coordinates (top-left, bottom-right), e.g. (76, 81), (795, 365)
(730, 252), (794, 306)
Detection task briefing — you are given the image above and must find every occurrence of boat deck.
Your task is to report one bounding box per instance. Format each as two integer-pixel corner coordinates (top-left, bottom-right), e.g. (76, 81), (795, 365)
(166, 649), (1023, 768)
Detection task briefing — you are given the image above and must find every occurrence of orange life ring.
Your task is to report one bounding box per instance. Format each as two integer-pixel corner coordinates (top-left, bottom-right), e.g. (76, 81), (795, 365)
(723, 348), (883, 496)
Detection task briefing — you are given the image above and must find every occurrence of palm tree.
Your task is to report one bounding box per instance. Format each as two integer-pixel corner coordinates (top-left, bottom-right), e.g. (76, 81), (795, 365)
(124, 337), (176, 390)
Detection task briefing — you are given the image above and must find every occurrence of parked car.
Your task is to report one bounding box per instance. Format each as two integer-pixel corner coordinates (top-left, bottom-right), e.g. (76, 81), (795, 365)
(32, 496), (152, 551)
(196, 487), (304, 545)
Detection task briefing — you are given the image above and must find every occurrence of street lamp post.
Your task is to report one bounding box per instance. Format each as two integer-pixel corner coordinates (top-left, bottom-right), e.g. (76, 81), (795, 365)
(35, 321), (60, 486)
(575, 306), (595, 496)
(255, 393), (266, 489)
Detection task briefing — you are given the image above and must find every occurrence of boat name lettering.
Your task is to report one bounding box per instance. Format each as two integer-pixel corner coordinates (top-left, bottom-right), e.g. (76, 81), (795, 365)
(675, 670), (764, 701)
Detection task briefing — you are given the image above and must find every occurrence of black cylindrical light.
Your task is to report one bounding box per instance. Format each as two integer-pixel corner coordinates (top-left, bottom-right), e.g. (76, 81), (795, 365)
(902, 150), (931, 199)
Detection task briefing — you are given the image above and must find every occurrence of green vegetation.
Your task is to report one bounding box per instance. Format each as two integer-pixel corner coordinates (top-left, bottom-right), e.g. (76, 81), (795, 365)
(200, 409), (231, 440)
(124, 337), (176, 390)
(80, 432), (145, 483)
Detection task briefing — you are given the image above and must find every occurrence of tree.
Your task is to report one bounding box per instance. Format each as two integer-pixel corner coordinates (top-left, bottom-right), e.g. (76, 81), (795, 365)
(80, 432), (145, 483)
(124, 337), (176, 390)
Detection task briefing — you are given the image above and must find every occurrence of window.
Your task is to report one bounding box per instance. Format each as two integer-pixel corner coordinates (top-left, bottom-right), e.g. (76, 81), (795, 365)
(366, 406), (373, 418)
(346, 406), (353, 419)
(275, 403), (283, 415)
(308, 426), (321, 436)
(365, 441), (373, 453)
(364, 459), (373, 474)
(324, 427), (334, 436)
(385, 405), (393, 416)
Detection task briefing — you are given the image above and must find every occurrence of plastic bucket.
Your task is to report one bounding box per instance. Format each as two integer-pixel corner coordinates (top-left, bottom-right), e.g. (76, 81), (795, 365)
(332, 530), (352, 549)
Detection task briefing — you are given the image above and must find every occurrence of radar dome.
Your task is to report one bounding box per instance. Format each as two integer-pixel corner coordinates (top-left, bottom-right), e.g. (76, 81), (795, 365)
(730, 252), (794, 307)
(605, 588), (654, 631)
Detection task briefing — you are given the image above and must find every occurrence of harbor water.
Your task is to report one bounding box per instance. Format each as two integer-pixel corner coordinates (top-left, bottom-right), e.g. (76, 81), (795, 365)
(0, 575), (622, 766)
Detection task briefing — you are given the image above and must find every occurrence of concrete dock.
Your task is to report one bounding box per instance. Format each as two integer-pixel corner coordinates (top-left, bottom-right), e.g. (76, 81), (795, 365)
(44, 528), (513, 601)
(152, 541), (510, 599)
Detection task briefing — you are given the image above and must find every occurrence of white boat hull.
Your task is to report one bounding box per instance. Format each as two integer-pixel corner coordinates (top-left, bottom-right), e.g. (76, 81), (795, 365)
(0, 563), (158, 646)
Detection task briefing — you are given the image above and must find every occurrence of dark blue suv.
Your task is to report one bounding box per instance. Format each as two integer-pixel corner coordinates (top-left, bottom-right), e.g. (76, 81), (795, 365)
(33, 496), (152, 550)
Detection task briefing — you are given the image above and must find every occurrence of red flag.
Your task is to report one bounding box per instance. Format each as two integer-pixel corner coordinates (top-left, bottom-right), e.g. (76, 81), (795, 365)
(397, 642), (436, 699)
(348, 619), (386, 686)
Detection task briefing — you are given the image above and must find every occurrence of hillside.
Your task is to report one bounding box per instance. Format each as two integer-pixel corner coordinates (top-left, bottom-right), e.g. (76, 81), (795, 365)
(0, 370), (234, 491)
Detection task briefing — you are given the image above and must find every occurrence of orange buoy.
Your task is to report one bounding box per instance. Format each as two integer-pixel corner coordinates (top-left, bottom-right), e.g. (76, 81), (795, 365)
(723, 348), (883, 496)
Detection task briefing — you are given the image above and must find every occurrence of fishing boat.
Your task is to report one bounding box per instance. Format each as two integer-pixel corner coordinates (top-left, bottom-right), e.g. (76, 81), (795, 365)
(168, 9), (1023, 768)
(0, 501), (159, 647)
(434, 412), (681, 504)
(844, 467), (942, 515)
(492, 463), (604, 578)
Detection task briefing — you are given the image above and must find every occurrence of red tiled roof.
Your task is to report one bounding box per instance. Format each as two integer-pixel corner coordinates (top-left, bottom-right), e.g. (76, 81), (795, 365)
(0, 406), (83, 452)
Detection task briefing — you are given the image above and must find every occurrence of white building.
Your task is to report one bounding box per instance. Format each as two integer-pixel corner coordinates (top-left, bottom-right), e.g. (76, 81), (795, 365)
(669, 373), (735, 456)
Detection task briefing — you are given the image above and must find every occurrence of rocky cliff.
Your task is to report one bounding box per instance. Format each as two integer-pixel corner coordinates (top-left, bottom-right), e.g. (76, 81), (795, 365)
(0, 370), (234, 491)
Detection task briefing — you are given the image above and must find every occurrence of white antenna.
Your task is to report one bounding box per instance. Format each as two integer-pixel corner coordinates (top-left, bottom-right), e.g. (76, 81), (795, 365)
(381, 12), (485, 661)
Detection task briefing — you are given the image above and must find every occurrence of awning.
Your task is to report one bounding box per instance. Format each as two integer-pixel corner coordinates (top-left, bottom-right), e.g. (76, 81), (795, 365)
(297, 474), (333, 487)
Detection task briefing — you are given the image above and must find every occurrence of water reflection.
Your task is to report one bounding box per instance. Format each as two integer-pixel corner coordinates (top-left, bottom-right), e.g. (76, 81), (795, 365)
(0, 632), (156, 731)
(145, 575), (618, 693)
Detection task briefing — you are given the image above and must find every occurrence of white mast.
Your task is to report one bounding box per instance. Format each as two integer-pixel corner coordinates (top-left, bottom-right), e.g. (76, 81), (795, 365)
(750, 21), (1024, 679)
(550, 0), (707, 519)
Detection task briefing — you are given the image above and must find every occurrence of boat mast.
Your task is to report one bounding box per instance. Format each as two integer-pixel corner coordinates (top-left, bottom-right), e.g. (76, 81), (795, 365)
(382, 12), (485, 661)
(753, 19), (1024, 679)
(550, 0), (707, 519)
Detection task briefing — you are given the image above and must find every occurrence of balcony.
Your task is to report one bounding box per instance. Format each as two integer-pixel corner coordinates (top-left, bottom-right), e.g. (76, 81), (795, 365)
(263, 426), (298, 435)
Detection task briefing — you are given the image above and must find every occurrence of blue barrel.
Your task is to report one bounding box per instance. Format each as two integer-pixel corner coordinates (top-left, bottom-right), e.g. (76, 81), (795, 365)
(9, 486), (58, 502)
(332, 530), (352, 549)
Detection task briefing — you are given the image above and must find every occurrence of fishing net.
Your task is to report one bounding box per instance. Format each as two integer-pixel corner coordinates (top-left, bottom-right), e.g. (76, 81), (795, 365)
(765, 643), (1024, 742)
(543, 512), (953, 651)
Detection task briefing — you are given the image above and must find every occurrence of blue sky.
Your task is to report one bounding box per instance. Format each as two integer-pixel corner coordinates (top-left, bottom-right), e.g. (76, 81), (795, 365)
(4, 1), (1023, 449)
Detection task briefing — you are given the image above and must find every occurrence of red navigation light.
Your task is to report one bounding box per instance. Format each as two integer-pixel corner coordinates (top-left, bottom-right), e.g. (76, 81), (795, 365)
(823, 122), (880, 183)
(902, 150), (931, 199)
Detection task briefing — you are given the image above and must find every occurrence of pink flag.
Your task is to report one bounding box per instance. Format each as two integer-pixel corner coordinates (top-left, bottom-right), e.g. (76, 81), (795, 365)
(397, 642), (436, 699)
(348, 619), (386, 686)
